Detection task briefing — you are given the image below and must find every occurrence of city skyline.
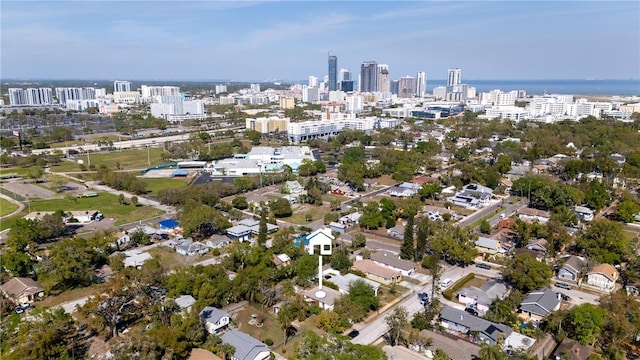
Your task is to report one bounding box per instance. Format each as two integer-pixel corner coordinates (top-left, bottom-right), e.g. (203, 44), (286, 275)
(2, 1), (639, 81)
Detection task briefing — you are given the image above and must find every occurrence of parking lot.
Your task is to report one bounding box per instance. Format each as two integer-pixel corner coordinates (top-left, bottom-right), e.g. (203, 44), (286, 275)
(1, 180), (59, 200)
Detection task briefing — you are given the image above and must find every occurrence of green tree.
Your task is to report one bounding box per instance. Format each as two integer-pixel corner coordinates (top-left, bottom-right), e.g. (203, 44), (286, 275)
(244, 129), (262, 145)
(566, 303), (607, 345)
(479, 344), (507, 360)
(352, 233), (366, 249)
(330, 247), (352, 273)
(576, 219), (630, 264)
(347, 279), (379, 313)
(613, 200), (640, 223)
(181, 202), (231, 239)
(385, 306), (409, 346)
(502, 252), (553, 293)
(232, 196), (249, 210)
(359, 201), (384, 229)
(130, 228), (150, 246)
(584, 180), (609, 211)
(257, 209), (268, 246)
(479, 219), (492, 234)
(0, 251), (33, 276)
(270, 197), (293, 217)
(130, 196), (139, 207)
(400, 214), (415, 260)
(118, 193), (125, 205)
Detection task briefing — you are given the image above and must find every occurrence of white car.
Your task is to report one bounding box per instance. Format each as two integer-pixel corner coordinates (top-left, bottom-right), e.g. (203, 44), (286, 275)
(440, 278), (453, 289)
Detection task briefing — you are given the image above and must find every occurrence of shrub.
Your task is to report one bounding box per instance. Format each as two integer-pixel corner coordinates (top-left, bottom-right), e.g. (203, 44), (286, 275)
(264, 338), (273, 346)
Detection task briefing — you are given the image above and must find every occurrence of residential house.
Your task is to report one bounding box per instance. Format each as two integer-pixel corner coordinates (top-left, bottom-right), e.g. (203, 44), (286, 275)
(0, 277), (45, 304)
(225, 224), (252, 241)
(123, 250), (153, 268)
(386, 223), (405, 239)
(338, 212), (362, 227)
(557, 255), (586, 283)
(220, 330), (270, 360)
(585, 263), (619, 293)
(518, 287), (561, 322)
(574, 206), (594, 222)
(68, 210), (100, 223)
(457, 280), (508, 314)
(353, 259), (402, 285)
(303, 286), (342, 311)
(475, 237), (503, 257)
(176, 240), (210, 256)
(200, 306), (231, 335)
(550, 338), (592, 360)
(283, 180), (305, 194)
(439, 306), (513, 346)
(205, 235), (232, 249)
(329, 221), (347, 234)
(272, 253), (291, 267)
(463, 183), (493, 196)
(388, 182), (422, 198)
(327, 273), (380, 296)
(175, 295), (196, 312)
(447, 190), (492, 209)
(113, 231), (130, 248)
(238, 218), (279, 235)
(525, 238), (548, 253)
(370, 250), (415, 277)
(330, 185), (352, 196)
(518, 208), (551, 224)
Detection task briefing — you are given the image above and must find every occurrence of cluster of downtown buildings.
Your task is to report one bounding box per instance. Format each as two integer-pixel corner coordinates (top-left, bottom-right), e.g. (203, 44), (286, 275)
(5, 54), (640, 130)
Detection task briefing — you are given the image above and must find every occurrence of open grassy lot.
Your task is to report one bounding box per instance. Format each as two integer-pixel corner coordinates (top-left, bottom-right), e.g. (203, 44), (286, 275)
(26, 192), (161, 225)
(143, 177), (189, 195)
(0, 210), (28, 231)
(283, 204), (327, 224)
(50, 148), (170, 172)
(0, 167), (31, 178)
(36, 285), (99, 308)
(0, 197), (19, 217)
(234, 305), (284, 346)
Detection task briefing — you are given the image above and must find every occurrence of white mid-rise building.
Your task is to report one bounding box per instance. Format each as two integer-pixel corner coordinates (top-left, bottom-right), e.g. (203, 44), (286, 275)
(9, 88), (53, 106)
(287, 114), (376, 143)
(246, 116), (290, 134)
(302, 86), (320, 103)
(345, 95), (363, 113)
(55, 87), (96, 104)
(113, 80), (131, 93)
(483, 106), (530, 122)
(215, 84), (228, 94)
(141, 85), (180, 97)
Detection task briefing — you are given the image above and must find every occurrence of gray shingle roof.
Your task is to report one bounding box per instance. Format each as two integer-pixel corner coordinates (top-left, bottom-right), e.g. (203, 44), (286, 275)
(220, 330), (269, 360)
(440, 306), (512, 342)
(458, 280), (508, 306)
(199, 306), (230, 325)
(519, 287), (560, 317)
(370, 251), (415, 271)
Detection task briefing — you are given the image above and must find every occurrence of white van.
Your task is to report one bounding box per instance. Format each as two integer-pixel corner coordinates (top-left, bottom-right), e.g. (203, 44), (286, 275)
(440, 278), (453, 289)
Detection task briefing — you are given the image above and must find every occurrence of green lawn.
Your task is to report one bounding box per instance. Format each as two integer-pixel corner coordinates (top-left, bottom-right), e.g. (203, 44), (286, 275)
(283, 204), (327, 224)
(26, 193), (163, 225)
(0, 198), (19, 217)
(234, 305), (285, 346)
(50, 148), (171, 172)
(143, 177), (189, 195)
(0, 167), (31, 178)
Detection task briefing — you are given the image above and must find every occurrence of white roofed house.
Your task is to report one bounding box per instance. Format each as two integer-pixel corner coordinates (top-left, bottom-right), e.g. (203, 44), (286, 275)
(475, 237), (503, 257)
(585, 263), (619, 293)
(220, 330), (270, 360)
(200, 306), (231, 335)
(518, 208), (551, 224)
(574, 206), (594, 222)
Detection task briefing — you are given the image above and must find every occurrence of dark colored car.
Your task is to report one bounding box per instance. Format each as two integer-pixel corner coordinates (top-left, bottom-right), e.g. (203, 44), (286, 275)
(465, 307), (478, 316)
(417, 292), (429, 303)
(559, 293), (571, 301)
(554, 282), (572, 290)
(475, 263), (491, 270)
(348, 330), (359, 339)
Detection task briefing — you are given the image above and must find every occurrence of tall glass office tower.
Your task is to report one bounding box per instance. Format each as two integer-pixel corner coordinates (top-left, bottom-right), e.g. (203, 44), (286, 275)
(328, 55), (338, 92)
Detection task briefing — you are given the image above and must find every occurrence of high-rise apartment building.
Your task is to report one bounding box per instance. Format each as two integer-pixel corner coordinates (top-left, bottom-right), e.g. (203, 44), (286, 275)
(398, 76), (416, 98)
(339, 68), (351, 82)
(360, 61), (378, 93)
(328, 55), (338, 92)
(55, 87), (96, 105)
(447, 68), (462, 87)
(113, 80), (131, 93)
(9, 88), (53, 106)
(391, 80), (399, 95)
(377, 64), (390, 93)
(141, 85), (180, 97)
(416, 72), (426, 97)
(308, 76), (318, 88)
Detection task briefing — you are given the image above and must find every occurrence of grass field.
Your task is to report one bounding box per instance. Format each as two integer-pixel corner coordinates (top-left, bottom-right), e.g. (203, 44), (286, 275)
(234, 305), (284, 346)
(25, 193), (162, 225)
(0, 167), (32, 178)
(0, 198), (20, 217)
(284, 204), (327, 224)
(143, 177), (189, 195)
(50, 148), (171, 172)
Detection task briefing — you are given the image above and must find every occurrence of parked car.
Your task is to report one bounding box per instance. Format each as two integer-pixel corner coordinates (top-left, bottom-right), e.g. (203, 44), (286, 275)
(19, 301), (30, 308)
(475, 263), (491, 270)
(465, 307), (479, 316)
(440, 278), (453, 289)
(558, 293), (571, 301)
(417, 292), (429, 304)
(554, 282), (572, 290)
(348, 330), (359, 339)
(15, 307), (24, 314)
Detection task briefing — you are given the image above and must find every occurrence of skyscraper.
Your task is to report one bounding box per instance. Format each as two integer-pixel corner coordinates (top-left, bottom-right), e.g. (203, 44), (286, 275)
(328, 55), (338, 92)
(360, 61), (378, 93)
(308, 76), (318, 87)
(447, 68), (462, 87)
(377, 64), (390, 93)
(339, 68), (351, 82)
(398, 76), (416, 98)
(416, 72), (426, 97)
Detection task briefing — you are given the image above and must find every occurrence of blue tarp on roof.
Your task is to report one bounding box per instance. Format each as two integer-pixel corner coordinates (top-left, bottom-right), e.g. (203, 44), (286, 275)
(159, 219), (179, 229)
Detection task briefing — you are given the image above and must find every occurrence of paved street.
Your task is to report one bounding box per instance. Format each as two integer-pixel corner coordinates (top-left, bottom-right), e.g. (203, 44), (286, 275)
(457, 196), (527, 228)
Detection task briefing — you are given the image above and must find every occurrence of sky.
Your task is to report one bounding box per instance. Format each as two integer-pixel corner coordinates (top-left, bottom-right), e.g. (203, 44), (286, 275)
(2, 1), (639, 81)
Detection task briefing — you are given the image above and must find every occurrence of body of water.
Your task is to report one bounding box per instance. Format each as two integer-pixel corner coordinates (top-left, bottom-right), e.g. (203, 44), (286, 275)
(426, 79), (639, 96)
